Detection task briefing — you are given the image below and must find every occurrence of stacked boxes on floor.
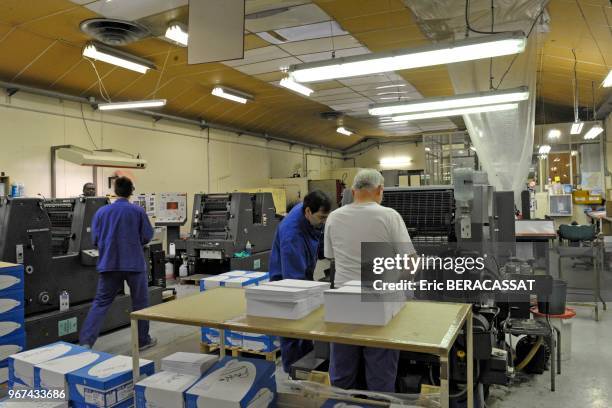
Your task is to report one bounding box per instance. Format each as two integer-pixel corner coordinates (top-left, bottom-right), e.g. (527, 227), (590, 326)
(135, 354), (276, 408)
(0, 262), (25, 386)
(199, 271), (278, 352)
(8, 341), (153, 407)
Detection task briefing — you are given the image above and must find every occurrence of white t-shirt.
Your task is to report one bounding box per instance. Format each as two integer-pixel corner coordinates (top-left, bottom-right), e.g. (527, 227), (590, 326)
(324, 201), (415, 286)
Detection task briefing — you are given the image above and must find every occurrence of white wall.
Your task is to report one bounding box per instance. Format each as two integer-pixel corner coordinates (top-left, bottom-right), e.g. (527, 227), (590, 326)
(351, 141), (425, 170)
(0, 92), (344, 201)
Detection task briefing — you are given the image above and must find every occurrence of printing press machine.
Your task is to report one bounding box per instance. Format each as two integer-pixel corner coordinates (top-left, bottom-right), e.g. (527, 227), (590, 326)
(172, 192), (279, 275)
(0, 196), (164, 348)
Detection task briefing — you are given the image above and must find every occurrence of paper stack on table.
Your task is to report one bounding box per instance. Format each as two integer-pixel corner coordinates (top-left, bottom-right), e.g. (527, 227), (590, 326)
(161, 353), (218, 377)
(324, 286), (405, 326)
(245, 280), (329, 320)
(604, 236), (612, 252)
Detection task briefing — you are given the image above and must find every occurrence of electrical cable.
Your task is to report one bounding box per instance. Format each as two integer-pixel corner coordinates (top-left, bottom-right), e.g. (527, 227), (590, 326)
(572, 49), (580, 122)
(489, 0), (495, 90)
(515, 336), (543, 371)
(80, 102), (99, 149)
(84, 57), (111, 103)
(465, 0), (507, 35)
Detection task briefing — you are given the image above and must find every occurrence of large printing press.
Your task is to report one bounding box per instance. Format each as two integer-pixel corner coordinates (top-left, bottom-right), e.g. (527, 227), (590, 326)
(0, 196), (165, 348)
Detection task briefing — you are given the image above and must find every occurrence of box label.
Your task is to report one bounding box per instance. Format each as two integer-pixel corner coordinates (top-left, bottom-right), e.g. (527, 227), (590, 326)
(253, 259), (261, 270)
(58, 317), (77, 337)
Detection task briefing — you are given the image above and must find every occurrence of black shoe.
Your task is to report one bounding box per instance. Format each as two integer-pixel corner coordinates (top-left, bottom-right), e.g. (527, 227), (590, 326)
(139, 337), (157, 351)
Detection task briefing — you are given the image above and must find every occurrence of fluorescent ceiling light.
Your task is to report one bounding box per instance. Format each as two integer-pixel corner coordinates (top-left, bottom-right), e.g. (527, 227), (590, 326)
(379, 96), (411, 100)
(380, 156), (411, 167)
(165, 23), (188, 46)
(424, 147), (431, 152)
(336, 126), (354, 136)
(570, 121), (584, 135)
(376, 84), (406, 89)
(289, 31), (526, 83)
(584, 125), (603, 140)
(211, 87), (253, 104)
(603, 70), (612, 87)
(371, 86), (528, 116)
(538, 145), (551, 154)
(391, 103), (518, 121)
(470, 146), (477, 152)
(82, 42), (154, 74)
(377, 91), (409, 96)
(97, 99), (166, 111)
(571, 150), (578, 156)
(279, 77), (313, 96)
(548, 129), (561, 139)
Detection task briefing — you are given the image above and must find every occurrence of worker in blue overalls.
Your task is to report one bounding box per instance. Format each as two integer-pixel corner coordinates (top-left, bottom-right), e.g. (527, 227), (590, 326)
(79, 176), (157, 351)
(269, 190), (332, 373)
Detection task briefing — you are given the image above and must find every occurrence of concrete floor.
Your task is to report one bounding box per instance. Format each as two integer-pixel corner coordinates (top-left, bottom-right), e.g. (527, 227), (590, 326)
(91, 256), (611, 408)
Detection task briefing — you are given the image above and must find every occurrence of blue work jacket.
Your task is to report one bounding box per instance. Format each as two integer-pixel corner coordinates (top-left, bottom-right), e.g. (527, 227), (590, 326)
(91, 198), (154, 273)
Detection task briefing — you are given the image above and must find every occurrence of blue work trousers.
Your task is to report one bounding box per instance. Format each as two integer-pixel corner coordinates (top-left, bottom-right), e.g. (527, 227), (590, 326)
(79, 271), (150, 347)
(280, 337), (314, 373)
(329, 343), (399, 392)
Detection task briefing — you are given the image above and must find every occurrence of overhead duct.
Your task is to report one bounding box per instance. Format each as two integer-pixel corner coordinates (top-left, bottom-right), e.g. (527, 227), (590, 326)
(405, 0), (548, 204)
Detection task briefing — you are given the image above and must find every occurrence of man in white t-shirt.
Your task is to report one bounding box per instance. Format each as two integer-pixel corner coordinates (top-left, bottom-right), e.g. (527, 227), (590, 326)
(324, 168), (415, 392)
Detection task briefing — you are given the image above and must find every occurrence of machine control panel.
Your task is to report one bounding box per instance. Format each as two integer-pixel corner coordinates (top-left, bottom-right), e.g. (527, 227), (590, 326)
(156, 192), (187, 225)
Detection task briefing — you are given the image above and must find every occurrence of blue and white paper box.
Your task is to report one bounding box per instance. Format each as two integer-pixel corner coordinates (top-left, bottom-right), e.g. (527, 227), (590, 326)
(0, 399), (68, 408)
(0, 333), (25, 366)
(0, 290), (24, 315)
(67, 354), (154, 407)
(0, 263), (24, 294)
(321, 399), (381, 408)
(72, 399), (132, 408)
(241, 272), (269, 284)
(9, 342), (83, 388)
(135, 371), (201, 408)
(0, 309), (24, 341)
(201, 327), (232, 347)
(34, 349), (106, 399)
(0, 359), (8, 384)
(241, 333), (279, 353)
(185, 357), (276, 408)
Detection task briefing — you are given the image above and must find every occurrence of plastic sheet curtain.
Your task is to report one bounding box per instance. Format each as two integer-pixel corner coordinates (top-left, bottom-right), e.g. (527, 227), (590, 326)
(405, 0), (548, 204)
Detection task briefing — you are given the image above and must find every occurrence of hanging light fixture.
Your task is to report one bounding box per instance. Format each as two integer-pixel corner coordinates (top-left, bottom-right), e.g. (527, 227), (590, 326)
(570, 49), (584, 135)
(82, 42), (154, 74)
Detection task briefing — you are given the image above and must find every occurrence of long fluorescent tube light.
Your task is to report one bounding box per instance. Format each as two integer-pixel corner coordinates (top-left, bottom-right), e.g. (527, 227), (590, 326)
(538, 145), (551, 154)
(391, 103), (517, 121)
(211, 87), (253, 104)
(570, 121), (584, 135)
(279, 77), (313, 96)
(289, 31), (526, 83)
(548, 129), (561, 139)
(371, 86), (528, 116)
(380, 157), (411, 167)
(97, 99), (166, 111)
(376, 84), (407, 89)
(584, 125), (603, 140)
(165, 23), (188, 46)
(82, 42), (154, 74)
(336, 126), (354, 136)
(603, 70), (612, 87)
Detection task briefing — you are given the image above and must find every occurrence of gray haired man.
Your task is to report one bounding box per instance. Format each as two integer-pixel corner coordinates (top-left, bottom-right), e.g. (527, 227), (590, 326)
(324, 168), (415, 392)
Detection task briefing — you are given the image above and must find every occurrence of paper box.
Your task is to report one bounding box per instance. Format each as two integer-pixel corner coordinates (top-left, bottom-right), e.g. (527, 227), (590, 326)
(72, 399), (132, 408)
(67, 354), (154, 407)
(200, 276), (229, 291)
(135, 371), (200, 408)
(241, 272), (269, 283)
(0, 309), (24, 341)
(241, 334), (279, 353)
(221, 271), (248, 277)
(0, 333), (25, 364)
(321, 398), (380, 407)
(0, 400), (68, 408)
(222, 277), (258, 288)
(0, 360), (7, 384)
(201, 327), (232, 347)
(9, 342), (83, 388)
(0, 263), (24, 293)
(185, 357), (276, 408)
(246, 297), (318, 320)
(0, 290), (24, 315)
(161, 353), (217, 377)
(323, 286), (395, 326)
(34, 350), (105, 398)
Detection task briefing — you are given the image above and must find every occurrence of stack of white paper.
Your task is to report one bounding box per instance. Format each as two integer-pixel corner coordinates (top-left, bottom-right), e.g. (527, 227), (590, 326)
(245, 282), (325, 320)
(604, 236), (612, 253)
(161, 353), (218, 377)
(324, 286), (404, 326)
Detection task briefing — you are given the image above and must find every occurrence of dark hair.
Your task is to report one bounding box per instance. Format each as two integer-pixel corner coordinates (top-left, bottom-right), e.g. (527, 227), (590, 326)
(303, 190), (332, 214)
(114, 176), (134, 198)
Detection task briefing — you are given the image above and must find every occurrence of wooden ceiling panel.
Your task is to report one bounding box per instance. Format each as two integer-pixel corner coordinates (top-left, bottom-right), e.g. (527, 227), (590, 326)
(0, 30), (56, 79)
(15, 41), (83, 86)
(0, 0), (77, 26)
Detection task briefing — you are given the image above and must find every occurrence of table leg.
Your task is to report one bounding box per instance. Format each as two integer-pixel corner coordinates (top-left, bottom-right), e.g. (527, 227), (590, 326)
(554, 327), (561, 374)
(550, 334), (555, 392)
(467, 311), (474, 408)
(131, 318), (140, 383)
(219, 329), (226, 358)
(439, 353), (449, 408)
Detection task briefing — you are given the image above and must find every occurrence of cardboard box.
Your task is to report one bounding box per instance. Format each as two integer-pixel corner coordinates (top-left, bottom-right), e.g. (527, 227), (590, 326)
(9, 342), (83, 388)
(240, 334), (279, 353)
(222, 277), (258, 288)
(34, 350), (105, 398)
(199, 276), (229, 291)
(0, 309), (24, 341)
(72, 399), (132, 408)
(161, 353), (217, 377)
(185, 357), (276, 408)
(135, 371), (200, 408)
(67, 354), (154, 407)
(0, 290), (24, 314)
(201, 327), (232, 347)
(0, 264), (24, 293)
(0, 400), (68, 408)
(0, 333), (25, 364)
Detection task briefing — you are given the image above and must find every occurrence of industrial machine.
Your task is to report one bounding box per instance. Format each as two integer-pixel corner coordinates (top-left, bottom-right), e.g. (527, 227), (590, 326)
(0, 196), (164, 348)
(173, 192), (279, 275)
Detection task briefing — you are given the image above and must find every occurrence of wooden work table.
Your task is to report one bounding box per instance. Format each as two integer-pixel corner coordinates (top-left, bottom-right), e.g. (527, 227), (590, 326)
(131, 287), (473, 408)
